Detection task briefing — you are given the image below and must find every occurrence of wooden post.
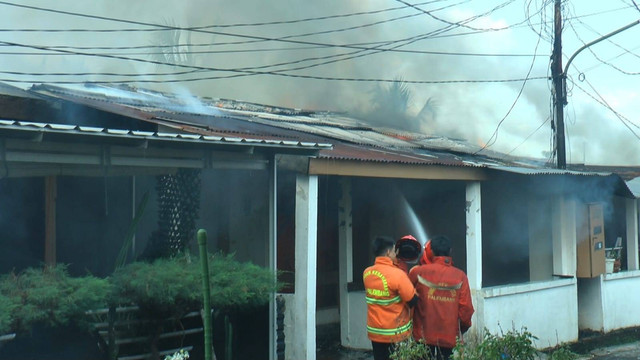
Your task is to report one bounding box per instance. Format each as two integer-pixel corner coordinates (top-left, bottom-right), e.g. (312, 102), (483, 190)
(44, 176), (57, 266)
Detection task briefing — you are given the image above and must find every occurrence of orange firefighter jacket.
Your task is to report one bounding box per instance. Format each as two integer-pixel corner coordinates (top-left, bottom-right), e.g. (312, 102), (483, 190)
(409, 256), (474, 349)
(363, 256), (416, 343)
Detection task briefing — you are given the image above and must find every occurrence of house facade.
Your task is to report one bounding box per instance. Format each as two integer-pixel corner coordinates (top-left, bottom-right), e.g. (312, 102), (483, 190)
(1, 82), (639, 359)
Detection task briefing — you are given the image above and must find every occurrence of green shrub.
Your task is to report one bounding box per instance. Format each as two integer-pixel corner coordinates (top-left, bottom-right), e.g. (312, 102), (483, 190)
(454, 327), (538, 360)
(390, 338), (433, 360)
(0, 293), (16, 334)
(110, 255), (201, 317)
(549, 346), (578, 360)
(0, 265), (110, 333)
(110, 253), (279, 315)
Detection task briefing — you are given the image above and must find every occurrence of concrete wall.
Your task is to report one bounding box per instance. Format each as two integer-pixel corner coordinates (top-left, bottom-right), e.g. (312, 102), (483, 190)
(602, 271), (640, 331)
(579, 271), (640, 332)
(482, 278), (578, 348)
(342, 291), (371, 350)
(577, 276), (603, 332)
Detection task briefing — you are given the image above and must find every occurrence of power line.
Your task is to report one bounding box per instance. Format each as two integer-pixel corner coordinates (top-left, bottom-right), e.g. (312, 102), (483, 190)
(0, 4), (624, 53)
(568, 16), (640, 76)
(571, 78), (640, 140)
(0, 0), (450, 32)
(0, 0), (533, 50)
(0, 48), (548, 57)
(394, 0), (516, 31)
(0, 0), (520, 58)
(475, 10), (546, 154)
(505, 116), (551, 156)
(0, 0), (551, 80)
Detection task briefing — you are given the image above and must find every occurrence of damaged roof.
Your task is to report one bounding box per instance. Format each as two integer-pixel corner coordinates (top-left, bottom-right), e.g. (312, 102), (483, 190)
(28, 83), (527, 168)
(20, 83), (638, 195)
(0, 119), (330, 151)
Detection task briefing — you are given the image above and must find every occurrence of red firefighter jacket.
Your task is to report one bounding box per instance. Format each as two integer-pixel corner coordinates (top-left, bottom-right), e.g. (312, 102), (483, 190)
(363, 256), (416, 343)
(409, 256), (474, 349)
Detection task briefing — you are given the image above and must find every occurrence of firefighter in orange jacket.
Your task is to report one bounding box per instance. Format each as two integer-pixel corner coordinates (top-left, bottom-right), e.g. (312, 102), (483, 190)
(409, 235), (474, 360)
(364, 236), (419, 360)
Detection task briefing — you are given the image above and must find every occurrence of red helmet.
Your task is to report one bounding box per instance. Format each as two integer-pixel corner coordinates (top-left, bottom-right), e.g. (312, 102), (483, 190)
(395, 235), (422, 262)
(420, 240), (435, 265)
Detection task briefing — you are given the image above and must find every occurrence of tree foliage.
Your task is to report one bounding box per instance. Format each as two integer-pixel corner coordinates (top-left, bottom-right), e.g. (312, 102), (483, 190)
(0, 293), (16, 334)
(357, 78), (436, 134)
(110, 253), (278, 316)
(0, 265), (110, 334)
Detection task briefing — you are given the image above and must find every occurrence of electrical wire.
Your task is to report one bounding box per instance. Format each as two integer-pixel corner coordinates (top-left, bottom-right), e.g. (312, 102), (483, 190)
(0, 48), (548, 57)
(474, 11), (545, 154)
(0, 0), (450, 32)
(0, 0), (479, 48)
(0, 0), (534, 50)
(568, 16), (640, 76)
(394, 0), (516, 31)
(0, 0), (553, 81)
(504, 116), (550, 156)
(570, 79), (640, 140)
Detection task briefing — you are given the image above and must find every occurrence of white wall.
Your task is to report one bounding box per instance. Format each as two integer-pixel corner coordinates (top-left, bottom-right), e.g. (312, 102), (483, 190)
(602, 271), (640, 331)
(577, 277), (603, 332)
(579, 271), (640, 333)
(482, 278), (578, 348)
(342, 291), (372, 350)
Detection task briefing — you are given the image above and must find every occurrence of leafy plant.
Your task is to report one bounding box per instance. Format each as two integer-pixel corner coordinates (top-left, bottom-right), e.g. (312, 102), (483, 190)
(0, 265), (110, 333)
(0, 293), (16, 334)
(390, 338), (434, 360)
(164, 348), (190, 360)
(548, 346), (578, 360)
(453, 327), (538, 360)
(110, 253), (279, 313)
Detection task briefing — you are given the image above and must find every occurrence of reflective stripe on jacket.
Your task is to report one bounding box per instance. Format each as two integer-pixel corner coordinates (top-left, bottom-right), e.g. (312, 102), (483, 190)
(363, 256), (416, 343)
(409, 256), (474, 349)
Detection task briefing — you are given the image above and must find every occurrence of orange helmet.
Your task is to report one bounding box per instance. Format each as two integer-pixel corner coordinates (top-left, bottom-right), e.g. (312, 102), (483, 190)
(395, 235), (422, 262)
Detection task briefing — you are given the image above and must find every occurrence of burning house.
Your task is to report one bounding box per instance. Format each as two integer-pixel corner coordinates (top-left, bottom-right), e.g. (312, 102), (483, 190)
(0, 82), (639, 360)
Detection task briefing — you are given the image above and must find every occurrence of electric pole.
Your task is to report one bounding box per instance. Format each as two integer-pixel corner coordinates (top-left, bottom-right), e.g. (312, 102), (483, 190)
(552, 0), (566, 169)
(551, 0), (639, 169)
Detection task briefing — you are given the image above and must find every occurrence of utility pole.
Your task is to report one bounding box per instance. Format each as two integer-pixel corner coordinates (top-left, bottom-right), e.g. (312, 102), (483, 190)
(552, 0), (566, 169)
(551, 0), (639, 169)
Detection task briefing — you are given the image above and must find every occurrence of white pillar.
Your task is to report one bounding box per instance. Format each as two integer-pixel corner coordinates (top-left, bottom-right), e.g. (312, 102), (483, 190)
(466, 182), (482, 290)
(338, 178), (354, 346)
(626, 198), (639, 270)
(465, 182), (483, 341)
(551, 197), (577, 276)
(292, 174), (318, 360)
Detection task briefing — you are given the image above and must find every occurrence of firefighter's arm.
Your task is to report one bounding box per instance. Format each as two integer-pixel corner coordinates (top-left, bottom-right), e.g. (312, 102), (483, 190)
(458, 276), (474, 333)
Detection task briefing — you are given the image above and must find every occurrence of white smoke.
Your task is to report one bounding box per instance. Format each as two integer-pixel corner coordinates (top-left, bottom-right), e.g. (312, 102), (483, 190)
(1, 0), (638, 164)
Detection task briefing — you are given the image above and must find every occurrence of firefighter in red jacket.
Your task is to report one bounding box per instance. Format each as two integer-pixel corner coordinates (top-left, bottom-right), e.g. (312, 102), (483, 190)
(409, 235), (474, 360)
(364, 236), (419, 360)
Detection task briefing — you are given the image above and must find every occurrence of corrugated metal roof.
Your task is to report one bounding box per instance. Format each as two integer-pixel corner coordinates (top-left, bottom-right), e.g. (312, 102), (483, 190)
(0, 119), (331, 150)
(488, 165), (613, 177)
(22, 83), (638, 188)
(626, 177), (640, 198)
(27, 84), (508, 168)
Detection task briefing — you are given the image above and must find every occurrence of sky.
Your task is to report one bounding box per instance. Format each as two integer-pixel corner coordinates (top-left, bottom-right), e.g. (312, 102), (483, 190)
(1, 0), (639, 165)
